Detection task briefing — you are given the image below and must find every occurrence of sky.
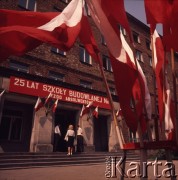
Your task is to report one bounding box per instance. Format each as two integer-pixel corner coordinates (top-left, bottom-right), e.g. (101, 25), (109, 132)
(124, 0), (162, 34)
(124, 0), (147, 25)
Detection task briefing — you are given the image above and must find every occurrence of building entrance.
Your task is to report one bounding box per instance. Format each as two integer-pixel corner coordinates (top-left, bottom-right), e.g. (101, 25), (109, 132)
(94, 115), (108, 151)
(55, 109), (77, 152)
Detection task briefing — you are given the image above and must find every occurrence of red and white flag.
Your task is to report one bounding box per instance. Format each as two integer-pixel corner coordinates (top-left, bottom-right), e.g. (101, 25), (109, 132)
(52, 99), (59, 113)
(80, 101), (93, 117)
(0, 0), (83, 60)
(86, 0), (151, 132)
(80, 104), (86, 117)
(152, 30), (165, 124)
(34, 97), (44, 112)
(164, 78), (174, 134)
(93, 106), (98, 118)
(0, 89), (5, 98)
(44, 92), (52, 105)
(144, 0), (172, 33)
(116, 109), (123, 118)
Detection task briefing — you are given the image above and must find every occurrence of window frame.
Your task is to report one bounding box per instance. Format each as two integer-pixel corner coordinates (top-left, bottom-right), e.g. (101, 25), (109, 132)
(119, 25), (127, 36)
(51, 47), (67, 56)
(102, 55), (113, 72)
(136, 50), (143, 62)
(0, 109), (23, 141)
(9, 61), (29, 73)
(133, 31), (141, 44)
(79, 46), (92, 65)
(18, 0), (37, 11)
(146, 39), (152, 50)
(48, 71), (65, 82)
(148, 56), (152, 66)
(109, 87), (116, 95)
(61, 0), (69, 3)
(80, 80), (92, 89)
(101, 34), (107, 46)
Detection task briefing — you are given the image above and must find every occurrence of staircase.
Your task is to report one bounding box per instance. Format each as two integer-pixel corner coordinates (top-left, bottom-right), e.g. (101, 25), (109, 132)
(0, 151), (139, 170)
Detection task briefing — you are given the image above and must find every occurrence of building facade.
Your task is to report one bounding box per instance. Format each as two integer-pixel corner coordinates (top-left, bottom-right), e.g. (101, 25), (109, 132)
(0, 0), (177, 153)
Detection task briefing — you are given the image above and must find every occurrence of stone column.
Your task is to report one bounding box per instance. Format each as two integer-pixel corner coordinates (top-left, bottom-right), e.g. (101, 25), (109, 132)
(80, 113), (95, 152)
(108, 116), (120, 152)
(30, 107), (54, 152)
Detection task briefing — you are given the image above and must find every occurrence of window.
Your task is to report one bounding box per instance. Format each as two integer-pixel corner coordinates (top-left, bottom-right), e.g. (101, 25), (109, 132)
(149, 56), (152, 66)
(0, 109), (23, 141)
(136, 50), (143, 62)
(85, 3), (91, 16)
(80, 80), (92, 89)
(146, 39), (151, 50)
(119, 25), (126, 36)
(48, 71), (65, 82)
(79, 46), (92, 65)
(18, 0), (36, 11)
(101, 35), (107, 45)
(9, 61), (29, 73)
(61, 0), (69, 3)
(133, 31), (140, 43)
(103, 55), (113, 72)
(109, 87), (116, 95)
(51, 47), (66, 56)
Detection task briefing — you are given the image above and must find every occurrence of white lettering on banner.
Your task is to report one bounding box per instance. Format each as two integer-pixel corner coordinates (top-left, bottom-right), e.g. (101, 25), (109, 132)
(43, 85), (66, 95)
(14, 78), (39, 89)
(104, 98), (109, 104)
(10, 76), (110, 109)
(52, 94), (62, 100)
(66, 97), (90, 105)
(69, 90), (103, 103)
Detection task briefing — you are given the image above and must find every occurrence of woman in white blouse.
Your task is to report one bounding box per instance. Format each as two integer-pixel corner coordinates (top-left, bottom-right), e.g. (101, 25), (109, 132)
(65, 124), (75, 155)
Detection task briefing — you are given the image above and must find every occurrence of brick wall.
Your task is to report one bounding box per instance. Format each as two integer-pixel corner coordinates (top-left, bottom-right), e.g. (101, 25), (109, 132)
(1, 0), (178, 127)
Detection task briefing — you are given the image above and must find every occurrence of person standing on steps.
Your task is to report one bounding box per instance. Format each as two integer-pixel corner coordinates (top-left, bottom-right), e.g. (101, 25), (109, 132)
(54, 124), (61, 152)
(65, 124), (75, 156)
(77, 125), (84, 152)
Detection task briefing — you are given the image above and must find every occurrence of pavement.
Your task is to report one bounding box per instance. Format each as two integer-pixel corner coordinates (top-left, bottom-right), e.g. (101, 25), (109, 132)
(0, 160), (178, 180)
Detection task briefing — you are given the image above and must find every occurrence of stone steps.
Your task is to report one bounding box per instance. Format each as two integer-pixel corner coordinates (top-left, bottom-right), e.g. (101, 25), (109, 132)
(0, 151), (139, 170)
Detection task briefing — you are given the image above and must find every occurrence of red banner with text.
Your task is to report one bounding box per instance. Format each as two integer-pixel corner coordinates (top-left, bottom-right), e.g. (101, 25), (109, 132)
(9, 76), (110, 109)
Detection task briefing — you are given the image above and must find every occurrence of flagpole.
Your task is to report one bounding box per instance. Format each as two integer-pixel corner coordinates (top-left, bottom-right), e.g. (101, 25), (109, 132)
(97, 54), (124, 149)
(150, 32), (160, 141)
(170, 48), (178, 145)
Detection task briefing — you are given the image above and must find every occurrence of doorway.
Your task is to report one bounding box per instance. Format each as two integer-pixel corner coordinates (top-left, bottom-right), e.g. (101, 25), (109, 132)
(55, 109), (77, 152)
(94, 115), (108, 151)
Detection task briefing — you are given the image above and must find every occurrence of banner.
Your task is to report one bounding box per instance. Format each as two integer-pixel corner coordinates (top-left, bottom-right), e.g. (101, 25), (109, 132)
(9, 76), (110, 109)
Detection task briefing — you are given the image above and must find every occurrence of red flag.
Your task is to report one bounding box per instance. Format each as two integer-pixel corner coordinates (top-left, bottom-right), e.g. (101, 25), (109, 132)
(0, 0), (83, 60)
(34, 97), (43, 112)
(101, 0), (132, 41)
(93, 106), (98, 118)
(86, 0), (151, 132)
(162, 1), (178, 51)
(144, 0), (173, 33)
(52, 99), (59, 113)
(79, 5), (100, 64)
(152, 30), (165, 124)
